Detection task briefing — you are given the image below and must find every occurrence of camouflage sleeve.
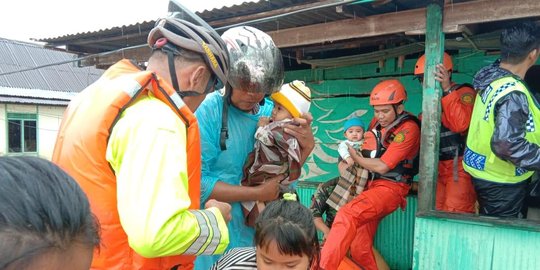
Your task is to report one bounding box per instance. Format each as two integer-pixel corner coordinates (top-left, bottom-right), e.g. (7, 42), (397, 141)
(310, 184), (330, 218)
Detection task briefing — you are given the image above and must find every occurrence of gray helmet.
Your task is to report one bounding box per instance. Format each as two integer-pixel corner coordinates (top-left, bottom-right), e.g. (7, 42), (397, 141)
(148, 17), (229, 95)
(221, 26), (284, 95)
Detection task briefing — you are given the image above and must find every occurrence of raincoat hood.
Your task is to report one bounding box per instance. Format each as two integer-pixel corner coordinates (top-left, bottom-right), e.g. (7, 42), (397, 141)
(473, 59), (513, 91)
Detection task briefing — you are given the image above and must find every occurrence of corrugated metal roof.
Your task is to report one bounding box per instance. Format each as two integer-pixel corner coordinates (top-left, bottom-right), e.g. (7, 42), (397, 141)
(0, 38), (103, 93)
(36, 0), (432, 49)
(38, 0), (313, 42)
(36, 0), (507, 70)
(0, 96), (70, 106)
(0, 87), (77, 100)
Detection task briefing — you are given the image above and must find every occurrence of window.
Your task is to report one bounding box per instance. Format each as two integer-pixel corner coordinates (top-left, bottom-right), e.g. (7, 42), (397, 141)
(7, 113), (37, 153)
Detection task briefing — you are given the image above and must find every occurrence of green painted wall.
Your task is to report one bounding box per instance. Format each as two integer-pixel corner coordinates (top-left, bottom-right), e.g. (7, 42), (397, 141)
(289, 53), (540, 270)
(414, 217), (540, 270)
(295, 75), (424, 183)
(291, 53), (500, 183)
(288, 56), (430, 269)
(297, 184), (418, 270)
(374, 195), (418, 270)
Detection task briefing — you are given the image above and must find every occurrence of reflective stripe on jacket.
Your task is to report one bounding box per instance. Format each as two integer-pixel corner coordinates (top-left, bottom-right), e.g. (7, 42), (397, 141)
(464, 75), (540, 183)
(52, 60), (216, 270)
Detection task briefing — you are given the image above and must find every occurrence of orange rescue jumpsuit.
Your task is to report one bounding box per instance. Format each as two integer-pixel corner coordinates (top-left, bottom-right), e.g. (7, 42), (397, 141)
(436, 83), (477, 213)
(320, 115), (420, 270)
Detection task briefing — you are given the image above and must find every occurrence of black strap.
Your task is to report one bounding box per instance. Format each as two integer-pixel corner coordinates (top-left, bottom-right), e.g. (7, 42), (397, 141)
(443, 83), (474, 97)
(370, 113), (421, 183)
(219, 85), (231, 150)
(377, 113), (421, 146)
(165, 48), (205, 98)
(167, 50), (180, 94)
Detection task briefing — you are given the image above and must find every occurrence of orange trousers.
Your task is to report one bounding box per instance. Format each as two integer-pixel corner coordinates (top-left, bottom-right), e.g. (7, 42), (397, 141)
(319, 180), (410, 270)
(436, 157), (476, 213)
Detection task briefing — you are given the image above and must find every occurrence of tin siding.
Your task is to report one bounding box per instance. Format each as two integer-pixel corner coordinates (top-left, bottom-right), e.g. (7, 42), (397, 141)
(414, 217), (540, 270)
(374, 195), (418, 270)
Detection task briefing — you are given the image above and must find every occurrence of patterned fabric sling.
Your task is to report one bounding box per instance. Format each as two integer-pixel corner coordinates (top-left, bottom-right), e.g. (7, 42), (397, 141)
(326, 153), (369, 211)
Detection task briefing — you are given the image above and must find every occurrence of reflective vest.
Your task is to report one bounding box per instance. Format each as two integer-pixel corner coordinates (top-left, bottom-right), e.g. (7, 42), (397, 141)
(52, 60), (201, 270)
(463, 75), (540, 183)
(361, 113), (421, 183)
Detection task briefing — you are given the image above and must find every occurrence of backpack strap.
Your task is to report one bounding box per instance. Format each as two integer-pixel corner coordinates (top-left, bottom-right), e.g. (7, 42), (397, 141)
(444, 83), (474, 96)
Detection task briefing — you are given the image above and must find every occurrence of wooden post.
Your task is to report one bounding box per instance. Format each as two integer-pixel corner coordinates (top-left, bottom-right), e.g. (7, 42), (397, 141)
(417, 1), (444, 214)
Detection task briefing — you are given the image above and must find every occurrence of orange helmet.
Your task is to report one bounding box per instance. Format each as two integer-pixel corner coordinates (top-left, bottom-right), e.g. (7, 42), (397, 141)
(414, 52), (453, 75)
(370, 79), (407, 106)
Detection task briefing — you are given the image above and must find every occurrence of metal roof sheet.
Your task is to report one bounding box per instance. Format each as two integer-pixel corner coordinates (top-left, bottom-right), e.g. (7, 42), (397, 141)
(0, 38), (103, 93)
(35, 0), (390, 46)
(35, 0), (525, 71)
(0, 87), (77, 100)
(0, 96), (70, 106)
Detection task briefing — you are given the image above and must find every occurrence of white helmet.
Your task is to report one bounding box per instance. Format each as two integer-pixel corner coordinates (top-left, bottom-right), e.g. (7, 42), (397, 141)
(221, 26), (284, 95)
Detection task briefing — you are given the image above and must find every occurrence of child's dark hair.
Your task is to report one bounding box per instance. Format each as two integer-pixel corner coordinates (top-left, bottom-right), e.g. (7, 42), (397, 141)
(0, 156), (100, 269)
(501, 21), (540, 64)
(254, 198), (320, 267)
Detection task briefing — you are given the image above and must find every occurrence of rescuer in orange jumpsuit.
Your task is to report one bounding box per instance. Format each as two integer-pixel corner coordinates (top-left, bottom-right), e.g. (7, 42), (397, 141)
(319, 79), (421, 270)
(415, 53), (477, 213)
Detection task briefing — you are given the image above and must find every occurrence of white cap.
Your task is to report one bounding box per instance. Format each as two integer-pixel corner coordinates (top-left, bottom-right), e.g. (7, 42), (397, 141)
(270, 80), (311, 118)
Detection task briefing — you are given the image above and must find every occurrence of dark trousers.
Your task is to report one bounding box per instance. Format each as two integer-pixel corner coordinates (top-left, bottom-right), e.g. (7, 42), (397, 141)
(472, 177), (530, 218)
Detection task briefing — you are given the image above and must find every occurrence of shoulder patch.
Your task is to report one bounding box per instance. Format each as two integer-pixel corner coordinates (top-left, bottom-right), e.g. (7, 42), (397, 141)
(460, 93), (474, 105)
(393, 131), (406, 143)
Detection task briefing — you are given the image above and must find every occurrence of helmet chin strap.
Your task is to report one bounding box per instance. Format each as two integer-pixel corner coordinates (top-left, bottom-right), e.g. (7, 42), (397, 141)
(166, 49), (207, 98)
(259, 95), (267, 105)
(392, 103), (405, 119)
(220, 84), (232, 151)
(219, 86), (266, 151)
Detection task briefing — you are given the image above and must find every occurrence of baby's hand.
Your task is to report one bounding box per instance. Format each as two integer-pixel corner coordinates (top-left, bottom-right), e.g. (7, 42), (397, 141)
(258, 117), (271, 127)
(345, 157), (354, 166)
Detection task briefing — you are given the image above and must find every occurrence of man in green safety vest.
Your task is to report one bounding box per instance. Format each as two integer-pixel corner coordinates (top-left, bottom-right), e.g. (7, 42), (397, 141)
(464, 21), (540, 218)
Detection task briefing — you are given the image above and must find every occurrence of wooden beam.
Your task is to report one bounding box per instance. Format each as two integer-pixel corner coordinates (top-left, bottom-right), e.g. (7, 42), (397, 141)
(445, 32), (500, 50)
(418, 2), (444, 214)
(282, 34), (405, 54)
(405, 24), (466, 35)
(268, 0), (540, 48)
(79, 46), (152, 68)
(66, 32), (148, 47)
(298, 42), (424, 67)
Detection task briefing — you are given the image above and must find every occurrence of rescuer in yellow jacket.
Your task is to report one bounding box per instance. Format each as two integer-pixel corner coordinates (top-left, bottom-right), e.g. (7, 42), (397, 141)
(52, 16), (232, 270)
(464, 21), (540, 218)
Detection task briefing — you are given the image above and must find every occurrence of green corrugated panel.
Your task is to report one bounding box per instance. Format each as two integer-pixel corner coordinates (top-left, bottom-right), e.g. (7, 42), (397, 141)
(297, 185), (418, 269)
(296, 183), (326, 241)
(374, 195), (418, 270)
(413, 217), (540, 270)
(298, 77), (423, 183)
(296, 183), (317, 208)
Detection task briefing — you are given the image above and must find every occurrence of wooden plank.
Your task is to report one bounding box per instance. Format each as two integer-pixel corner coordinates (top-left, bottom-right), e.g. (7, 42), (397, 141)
(268, 0), (540, 48)
(417, 2), (444, 214)
(299, 43), (425, 68)
(79, 46), (152, 68)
